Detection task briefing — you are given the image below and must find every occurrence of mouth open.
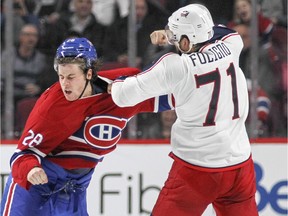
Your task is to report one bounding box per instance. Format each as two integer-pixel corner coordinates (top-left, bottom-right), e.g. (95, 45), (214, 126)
(240, 12), (248, 19)
(65, 90), (72, 95)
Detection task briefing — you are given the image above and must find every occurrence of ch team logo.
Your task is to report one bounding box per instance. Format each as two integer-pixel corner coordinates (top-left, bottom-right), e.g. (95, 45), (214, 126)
(84, 116), (128, 149)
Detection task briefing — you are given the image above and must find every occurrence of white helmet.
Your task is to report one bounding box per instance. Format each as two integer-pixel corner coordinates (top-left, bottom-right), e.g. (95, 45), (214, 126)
(166, 4), (214, 47)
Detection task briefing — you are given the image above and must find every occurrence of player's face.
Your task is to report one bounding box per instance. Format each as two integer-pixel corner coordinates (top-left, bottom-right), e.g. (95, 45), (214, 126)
(58, 64), (91, 101)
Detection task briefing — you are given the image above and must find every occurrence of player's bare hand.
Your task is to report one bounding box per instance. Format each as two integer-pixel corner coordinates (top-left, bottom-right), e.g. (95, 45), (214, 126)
(150, 30), (168, 46)
(27, 167), (48, 185)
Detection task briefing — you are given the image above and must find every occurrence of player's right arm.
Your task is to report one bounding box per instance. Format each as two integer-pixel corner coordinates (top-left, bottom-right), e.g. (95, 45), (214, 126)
(111, 53), (181, 107)
(10, 83), (91, 189)
(10, 151), (48, 188)
(150, 30), (168, 46)
(10, 117), (71, 189)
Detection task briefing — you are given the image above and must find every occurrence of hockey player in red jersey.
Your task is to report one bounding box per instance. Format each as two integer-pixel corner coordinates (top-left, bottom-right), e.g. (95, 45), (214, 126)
(109, 4), (259, 216)
(0, 38), (174, 216)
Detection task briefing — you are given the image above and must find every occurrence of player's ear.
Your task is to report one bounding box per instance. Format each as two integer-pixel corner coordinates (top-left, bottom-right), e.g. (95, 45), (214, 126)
(179, 36), (191, 53)
(182, 37), (190, 49)
(86, 69), (93, 80)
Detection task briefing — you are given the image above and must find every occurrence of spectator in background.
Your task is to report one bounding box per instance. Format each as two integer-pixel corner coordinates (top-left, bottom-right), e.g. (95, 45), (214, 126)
(102, 0), (168, 69)
(33, 0), (71, 24)
(260, 0), (287, 28)
(229, 1), (287, 137)
(233, 23), (286, 137)
(91, 0), (129, 27)
(246, 79), (271, 137)
(33, 0), (71, 38)
(227, 0), (274, 45)
(39, 0), (106, 57)
(1, 24), (48, 137)
(1, 0), (40, 48)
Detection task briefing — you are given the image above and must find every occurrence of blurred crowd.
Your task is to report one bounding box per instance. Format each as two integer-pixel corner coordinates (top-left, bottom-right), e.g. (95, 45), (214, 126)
(1, 0), (287, 139)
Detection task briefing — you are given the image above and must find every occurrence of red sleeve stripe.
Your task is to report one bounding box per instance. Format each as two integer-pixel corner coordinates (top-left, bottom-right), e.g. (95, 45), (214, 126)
(199, 33), (240, 53)
(222, 32), (239, 41)
(113, 52), (174, 84)
(3, 178), (17, 216)
(139, 52), (175, 75)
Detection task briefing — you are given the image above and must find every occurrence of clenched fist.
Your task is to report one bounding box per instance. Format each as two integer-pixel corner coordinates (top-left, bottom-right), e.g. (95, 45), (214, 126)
(150, 30), (168, 46)
(27, 167), (48, 185)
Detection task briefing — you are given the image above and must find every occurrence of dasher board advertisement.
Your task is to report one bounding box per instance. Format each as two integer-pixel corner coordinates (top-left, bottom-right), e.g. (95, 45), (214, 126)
(1, 141), (287, 216)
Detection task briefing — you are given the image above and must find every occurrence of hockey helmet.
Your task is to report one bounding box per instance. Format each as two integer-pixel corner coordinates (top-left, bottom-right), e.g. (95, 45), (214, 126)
(166, 4), (214, 46)
(54, 37), (97, 72)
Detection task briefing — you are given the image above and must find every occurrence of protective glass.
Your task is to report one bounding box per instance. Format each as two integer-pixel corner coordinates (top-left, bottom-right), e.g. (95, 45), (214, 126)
(165, 25), (178, 45)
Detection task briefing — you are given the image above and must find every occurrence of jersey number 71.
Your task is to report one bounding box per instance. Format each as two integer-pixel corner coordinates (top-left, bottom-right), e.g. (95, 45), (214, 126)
(195, 63), (240, 126)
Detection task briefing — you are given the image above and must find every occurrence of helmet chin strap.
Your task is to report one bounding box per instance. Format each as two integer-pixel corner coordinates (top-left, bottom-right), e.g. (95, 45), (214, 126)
(78, 79), (90, 99)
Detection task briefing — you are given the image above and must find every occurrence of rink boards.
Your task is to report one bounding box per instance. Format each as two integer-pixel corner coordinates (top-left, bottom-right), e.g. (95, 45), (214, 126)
(0, 139), (287, 216)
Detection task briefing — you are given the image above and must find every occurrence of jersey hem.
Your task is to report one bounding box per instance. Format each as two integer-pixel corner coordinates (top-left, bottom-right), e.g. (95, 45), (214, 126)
(169, 152), (252, 172)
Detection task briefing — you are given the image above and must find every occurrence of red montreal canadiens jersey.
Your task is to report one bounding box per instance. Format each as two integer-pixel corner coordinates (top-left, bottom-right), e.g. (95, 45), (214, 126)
(11, 68), (174, 189)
